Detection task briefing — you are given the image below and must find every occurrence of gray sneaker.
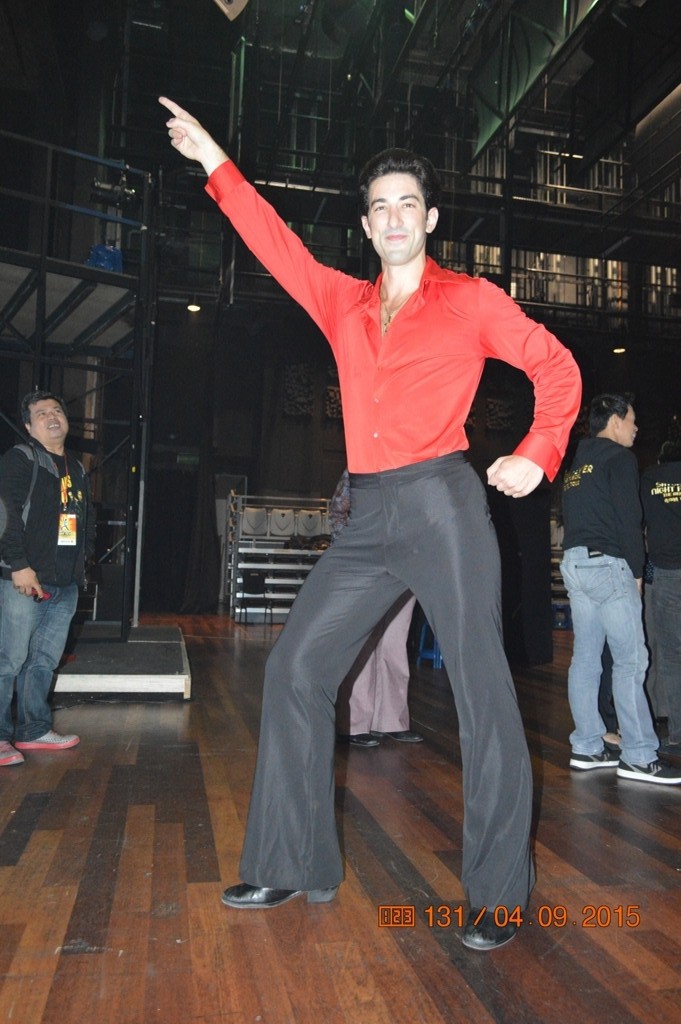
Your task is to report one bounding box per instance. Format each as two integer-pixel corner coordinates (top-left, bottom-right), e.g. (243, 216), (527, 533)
(617, 758), (681, 785)
(14, 730), (79, 751)
(570, 748), (619, 771)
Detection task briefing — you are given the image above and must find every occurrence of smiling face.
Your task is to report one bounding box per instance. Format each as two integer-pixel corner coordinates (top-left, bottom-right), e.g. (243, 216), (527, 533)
(360, 172), (439, 268)
(25, 398), (69, 454)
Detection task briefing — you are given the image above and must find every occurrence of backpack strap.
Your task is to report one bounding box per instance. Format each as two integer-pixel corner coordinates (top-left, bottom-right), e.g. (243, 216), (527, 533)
(14, 443), (58, 524)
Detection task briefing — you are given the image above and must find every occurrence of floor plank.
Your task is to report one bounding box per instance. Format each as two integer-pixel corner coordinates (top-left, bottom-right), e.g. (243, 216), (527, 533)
(0, 613), (679, 1024)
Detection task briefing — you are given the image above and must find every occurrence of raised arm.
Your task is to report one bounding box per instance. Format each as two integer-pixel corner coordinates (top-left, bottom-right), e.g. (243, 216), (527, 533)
(159, 97), (350, 343)
(159, 96), (229, 177)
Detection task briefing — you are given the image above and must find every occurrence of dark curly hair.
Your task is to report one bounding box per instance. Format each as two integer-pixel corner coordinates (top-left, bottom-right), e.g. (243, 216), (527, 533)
(20, 390), (68, 425)
(358, 148), (441, 216)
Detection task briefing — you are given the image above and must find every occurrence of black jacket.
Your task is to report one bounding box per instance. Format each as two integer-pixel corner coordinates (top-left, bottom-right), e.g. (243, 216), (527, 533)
(562, 436), (645, 577)
(0, 439), (95, 587)
(641, 460), (681, 570)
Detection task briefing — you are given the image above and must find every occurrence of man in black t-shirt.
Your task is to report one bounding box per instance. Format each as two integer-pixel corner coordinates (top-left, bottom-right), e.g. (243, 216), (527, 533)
(560, 394), (681, 784)
(0, 391), (94, 766)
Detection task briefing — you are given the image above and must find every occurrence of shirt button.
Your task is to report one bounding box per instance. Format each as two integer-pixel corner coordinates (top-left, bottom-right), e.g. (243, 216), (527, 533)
(373, 432), (379, 438)
(373, 396), (379, 403)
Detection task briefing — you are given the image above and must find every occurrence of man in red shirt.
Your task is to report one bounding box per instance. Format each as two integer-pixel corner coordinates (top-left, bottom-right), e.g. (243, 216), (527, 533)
(160, 97), (582, 950)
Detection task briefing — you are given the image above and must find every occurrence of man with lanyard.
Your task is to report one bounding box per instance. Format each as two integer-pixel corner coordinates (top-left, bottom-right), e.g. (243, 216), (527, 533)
(0, 391), (94, 764)
(159, 97), (582, 950)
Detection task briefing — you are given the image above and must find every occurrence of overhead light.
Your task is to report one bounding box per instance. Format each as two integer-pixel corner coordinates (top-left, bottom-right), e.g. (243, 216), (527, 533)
(187, 299), (201, 312)
(212, 0), (250, 21)
(612, 346), (626, 354)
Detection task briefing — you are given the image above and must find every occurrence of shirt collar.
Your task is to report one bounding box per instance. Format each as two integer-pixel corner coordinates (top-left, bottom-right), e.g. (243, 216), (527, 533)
(361, 256), (453, 309)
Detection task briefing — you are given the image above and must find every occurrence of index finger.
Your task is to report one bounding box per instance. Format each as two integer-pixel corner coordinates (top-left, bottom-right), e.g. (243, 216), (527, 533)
(159, 96), (188, 119)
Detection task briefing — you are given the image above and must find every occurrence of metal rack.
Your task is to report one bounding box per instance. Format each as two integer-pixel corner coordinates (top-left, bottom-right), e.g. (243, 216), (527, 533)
(226, 494), (331, 622)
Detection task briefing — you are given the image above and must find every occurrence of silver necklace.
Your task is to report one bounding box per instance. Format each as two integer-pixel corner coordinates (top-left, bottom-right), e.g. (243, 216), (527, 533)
(381, 295), (409, 333)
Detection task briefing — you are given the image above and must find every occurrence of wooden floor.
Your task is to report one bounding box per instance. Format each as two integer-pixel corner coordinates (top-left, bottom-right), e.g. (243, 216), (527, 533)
(1, 613), (679, 1024)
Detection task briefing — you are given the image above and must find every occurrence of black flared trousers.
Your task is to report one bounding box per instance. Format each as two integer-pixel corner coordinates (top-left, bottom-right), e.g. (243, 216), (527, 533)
(239, 452), (535, 911)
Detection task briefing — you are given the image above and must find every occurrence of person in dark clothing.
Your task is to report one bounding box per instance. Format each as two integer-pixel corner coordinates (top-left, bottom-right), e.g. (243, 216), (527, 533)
(641, 440), (681, 756)
(560, 394), (680, 784)
(0, 391), (95, 765)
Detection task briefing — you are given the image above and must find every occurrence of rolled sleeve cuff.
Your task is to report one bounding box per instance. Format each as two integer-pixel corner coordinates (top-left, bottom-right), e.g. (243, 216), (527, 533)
(513, 433), (563, 482)
(205, 160), (244, 203)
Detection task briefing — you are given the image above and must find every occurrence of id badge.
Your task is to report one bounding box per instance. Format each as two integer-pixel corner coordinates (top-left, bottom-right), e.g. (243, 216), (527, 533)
(58, 513), (78, 546)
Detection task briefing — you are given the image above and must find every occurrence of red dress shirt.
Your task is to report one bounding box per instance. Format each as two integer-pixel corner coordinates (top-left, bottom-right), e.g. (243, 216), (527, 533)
(206, 161), (581, 478)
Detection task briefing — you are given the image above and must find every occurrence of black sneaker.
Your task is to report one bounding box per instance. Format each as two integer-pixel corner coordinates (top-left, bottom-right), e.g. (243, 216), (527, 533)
(617, 758), (681, 785)
(570, 748), (619, 771)
(658, 741), (681, 759)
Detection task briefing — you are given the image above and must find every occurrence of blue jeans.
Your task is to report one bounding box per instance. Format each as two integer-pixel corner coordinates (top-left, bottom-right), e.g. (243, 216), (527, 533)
(0, 579), (78, 742)
(650, 568), (681, 744)
(560, 547), (657, 765)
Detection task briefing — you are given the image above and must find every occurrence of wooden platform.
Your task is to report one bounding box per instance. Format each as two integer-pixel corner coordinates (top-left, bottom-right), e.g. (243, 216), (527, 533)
(0, 612), (679, 1024)
(55, 623), (192, 699)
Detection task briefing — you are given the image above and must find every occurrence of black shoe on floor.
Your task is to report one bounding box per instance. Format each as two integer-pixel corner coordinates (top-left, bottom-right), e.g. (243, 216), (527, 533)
(570, 748), (619, 770)
(372, 730), (424, 743)
(617, 757), (681, 784)
(221, 883), (338, 908)
(658, 741), (681, 759)
(462, 909), (518, 951)
(337, 732), (380, 747)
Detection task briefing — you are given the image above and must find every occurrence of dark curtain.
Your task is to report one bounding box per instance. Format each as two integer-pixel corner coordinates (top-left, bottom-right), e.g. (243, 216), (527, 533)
(141, 471), (196, 612)
(488, 485), (554, 665)
(179, 449), (221, 613)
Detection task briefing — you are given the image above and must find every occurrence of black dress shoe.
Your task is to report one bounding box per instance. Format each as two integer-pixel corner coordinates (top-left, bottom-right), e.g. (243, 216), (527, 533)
(337, 732), (380, 747)
(462, 909), (518, 951)
(373, 730), (424, 743)
(221, 883), (338, 909)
